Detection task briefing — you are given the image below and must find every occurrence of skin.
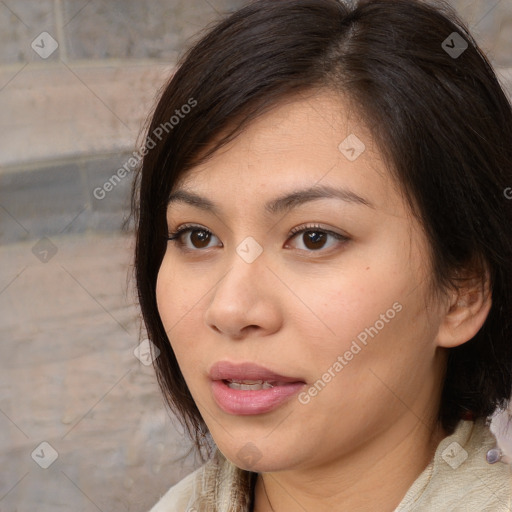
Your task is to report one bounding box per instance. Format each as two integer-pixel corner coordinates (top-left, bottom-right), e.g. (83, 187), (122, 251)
(156, 89), (491, 511)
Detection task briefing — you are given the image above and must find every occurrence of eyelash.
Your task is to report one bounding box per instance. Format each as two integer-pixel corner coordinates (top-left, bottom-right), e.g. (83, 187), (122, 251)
(166, 223), (349, 254)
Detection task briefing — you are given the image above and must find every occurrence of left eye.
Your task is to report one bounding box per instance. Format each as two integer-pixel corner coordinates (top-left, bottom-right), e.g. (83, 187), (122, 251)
(167, 226), (222, 250)
(286, 227), (348, 251)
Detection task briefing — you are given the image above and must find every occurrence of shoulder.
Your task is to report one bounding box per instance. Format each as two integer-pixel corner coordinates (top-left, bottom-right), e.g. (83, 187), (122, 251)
(148, 465), (204, 512)
(396, 419), (512, 511)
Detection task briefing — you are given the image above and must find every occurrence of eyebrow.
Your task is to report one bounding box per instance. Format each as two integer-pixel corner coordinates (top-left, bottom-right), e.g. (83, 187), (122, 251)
(167, 184), (373, 216)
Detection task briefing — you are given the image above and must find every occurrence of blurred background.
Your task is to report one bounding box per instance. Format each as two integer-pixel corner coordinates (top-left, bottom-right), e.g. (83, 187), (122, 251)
(0, 1), (511, 511)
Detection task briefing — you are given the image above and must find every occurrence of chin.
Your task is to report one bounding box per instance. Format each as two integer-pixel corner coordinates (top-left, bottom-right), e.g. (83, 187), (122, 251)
(216, 438), (300, 473)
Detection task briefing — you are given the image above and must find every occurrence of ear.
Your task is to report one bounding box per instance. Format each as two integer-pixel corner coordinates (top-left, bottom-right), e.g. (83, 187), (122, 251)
(435, 267), (492, 349)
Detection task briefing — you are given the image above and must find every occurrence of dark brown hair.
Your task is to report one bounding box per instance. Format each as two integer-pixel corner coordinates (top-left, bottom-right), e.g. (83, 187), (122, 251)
(131, 0), (512, 453)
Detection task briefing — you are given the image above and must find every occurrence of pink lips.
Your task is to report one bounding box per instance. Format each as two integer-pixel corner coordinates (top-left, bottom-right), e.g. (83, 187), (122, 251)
(209, 361), (306, 415)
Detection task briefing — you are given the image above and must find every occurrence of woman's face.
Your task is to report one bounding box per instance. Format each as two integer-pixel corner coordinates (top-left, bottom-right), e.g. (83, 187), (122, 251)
(156, 90), (448, 473)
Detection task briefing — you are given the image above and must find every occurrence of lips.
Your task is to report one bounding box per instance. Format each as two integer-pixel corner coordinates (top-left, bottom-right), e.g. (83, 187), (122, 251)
(209, 361), (305, 384)
(209, 361), (306, 415)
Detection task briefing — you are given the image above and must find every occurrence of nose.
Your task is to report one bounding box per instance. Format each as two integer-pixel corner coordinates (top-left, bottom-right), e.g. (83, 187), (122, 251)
(204, 254), (282, 340)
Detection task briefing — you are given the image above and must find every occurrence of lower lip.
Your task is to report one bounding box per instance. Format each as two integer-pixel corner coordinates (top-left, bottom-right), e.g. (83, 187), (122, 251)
(211, 380), (305, 415)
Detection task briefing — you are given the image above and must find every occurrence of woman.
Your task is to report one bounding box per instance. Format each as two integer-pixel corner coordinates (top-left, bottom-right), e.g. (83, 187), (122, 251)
(131, 0), (512, 510)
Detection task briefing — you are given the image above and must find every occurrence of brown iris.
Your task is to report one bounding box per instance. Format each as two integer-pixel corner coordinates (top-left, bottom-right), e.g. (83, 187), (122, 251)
(190, 229), (211, 248)
(303, 231), (327, 250)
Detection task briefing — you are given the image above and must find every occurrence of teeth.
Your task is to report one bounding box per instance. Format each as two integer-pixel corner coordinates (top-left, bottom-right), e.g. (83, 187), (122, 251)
(226, 379), (274, 390)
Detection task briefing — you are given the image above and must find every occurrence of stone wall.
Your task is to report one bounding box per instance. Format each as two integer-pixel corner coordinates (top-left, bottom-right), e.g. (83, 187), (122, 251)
(449, 0), (512, 66)
(0, 1), (510, 66)
(0, 0), (510, 169)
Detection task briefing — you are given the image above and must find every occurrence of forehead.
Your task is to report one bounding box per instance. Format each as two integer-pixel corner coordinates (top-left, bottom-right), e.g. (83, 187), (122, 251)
(173, 90), (399, 215)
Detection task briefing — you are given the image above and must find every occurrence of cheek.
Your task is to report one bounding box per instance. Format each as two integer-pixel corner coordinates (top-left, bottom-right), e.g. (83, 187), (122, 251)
(294, 289), (435, 423)
(291, 259), (432, 376)
(293, 268), (394, 341)
(155, 257), (210, 368)
(156, 256), (200, 328)
(155, 263), (177, 329)
(156, 260), (194, 366)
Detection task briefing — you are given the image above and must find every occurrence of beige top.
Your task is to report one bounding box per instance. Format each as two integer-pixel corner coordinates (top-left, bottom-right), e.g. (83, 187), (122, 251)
(149, 419), (512, 511)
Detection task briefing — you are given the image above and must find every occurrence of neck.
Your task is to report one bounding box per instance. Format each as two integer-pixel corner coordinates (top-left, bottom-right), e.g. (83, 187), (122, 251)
(253, 417), (448, 512)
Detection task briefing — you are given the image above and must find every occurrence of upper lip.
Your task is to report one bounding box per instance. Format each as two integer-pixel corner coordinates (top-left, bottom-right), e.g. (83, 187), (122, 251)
(209, 361), (305, 383)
